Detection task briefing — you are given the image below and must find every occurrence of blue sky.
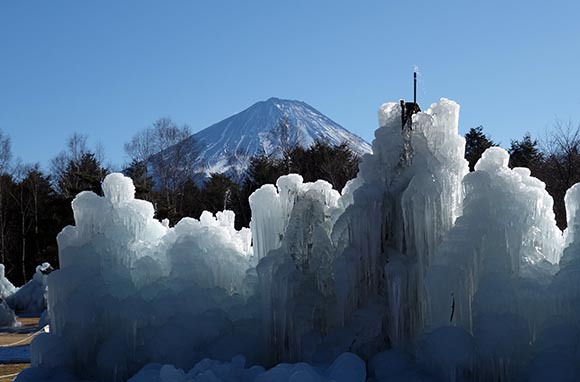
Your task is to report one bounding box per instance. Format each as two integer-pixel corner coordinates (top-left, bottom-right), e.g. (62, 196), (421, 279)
(1, 0), (579, 170)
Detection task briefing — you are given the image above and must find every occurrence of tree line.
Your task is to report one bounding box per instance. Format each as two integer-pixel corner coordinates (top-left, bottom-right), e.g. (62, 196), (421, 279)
(465, 121), (580, 229)
(0, 118), (360, 284)
(0, 117), (578, 283)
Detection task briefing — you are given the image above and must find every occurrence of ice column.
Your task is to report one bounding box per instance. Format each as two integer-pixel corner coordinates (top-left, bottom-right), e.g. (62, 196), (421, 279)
(331, 99), (468, 345)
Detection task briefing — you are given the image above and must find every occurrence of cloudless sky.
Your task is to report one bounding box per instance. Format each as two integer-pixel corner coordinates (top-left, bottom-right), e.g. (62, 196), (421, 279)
(1, 0), (579, 170)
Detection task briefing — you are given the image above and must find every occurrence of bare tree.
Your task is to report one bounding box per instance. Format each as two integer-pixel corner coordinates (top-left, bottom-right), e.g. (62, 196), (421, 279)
(542, 119), (580, 187)
(541, 119), (580, 228)
(267, 116), (305, 157)
(11, 164), (35, 282)
(0, 131), (12, 265)
(51, 133), (91, 197)
(125, 117), (198, 217)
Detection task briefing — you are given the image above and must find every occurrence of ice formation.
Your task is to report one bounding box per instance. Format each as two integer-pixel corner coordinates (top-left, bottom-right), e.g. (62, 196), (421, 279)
(7, 263), (52, 314)
(0, 264), (17, 298)
(330, 99), (469, 347)
(17, 99), (580, 382)
(0, 264), (17, 327)
(22, 173), (256, 381)
(251, 175), (343, 363)
(426, 147), (562, 328)
(0, 299), (16, 328)
(127, 352), (365, 382)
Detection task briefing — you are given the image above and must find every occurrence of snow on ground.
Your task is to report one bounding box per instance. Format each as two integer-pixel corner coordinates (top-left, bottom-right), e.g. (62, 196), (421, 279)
(14, 99), (580, 382)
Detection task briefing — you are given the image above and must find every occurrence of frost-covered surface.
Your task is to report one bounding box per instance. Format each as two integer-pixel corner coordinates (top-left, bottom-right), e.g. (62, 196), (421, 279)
(7, 263), (52, 314)
(18, 99), (580, 382)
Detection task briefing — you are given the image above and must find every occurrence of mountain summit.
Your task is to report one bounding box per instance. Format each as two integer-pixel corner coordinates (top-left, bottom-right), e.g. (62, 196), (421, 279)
(178, 97), (372, 177)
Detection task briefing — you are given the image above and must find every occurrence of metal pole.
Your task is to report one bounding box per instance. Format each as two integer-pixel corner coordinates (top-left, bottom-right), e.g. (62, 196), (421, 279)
(400, 99), (405, 129)
(413, 71), (417, 106)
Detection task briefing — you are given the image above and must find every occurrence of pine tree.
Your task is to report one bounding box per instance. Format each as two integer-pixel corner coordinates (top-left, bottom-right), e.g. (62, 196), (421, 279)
(57, 152), (108, 197)
(465, 126), (497, 171)
(124, 159), (154, 201)
(508, 133), (543, 174)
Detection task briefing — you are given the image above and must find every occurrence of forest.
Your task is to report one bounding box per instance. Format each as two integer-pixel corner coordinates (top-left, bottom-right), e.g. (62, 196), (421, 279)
(0, 117), (578, 285)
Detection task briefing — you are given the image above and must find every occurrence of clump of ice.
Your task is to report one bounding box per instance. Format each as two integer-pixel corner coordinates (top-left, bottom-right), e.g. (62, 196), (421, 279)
(127, 352), (365, 382)
(416, 326), (476, 382)
(0, 264), (16, 298)
(0, 263), (18, 327)
(26, 173), (256, 381)
(537, 184), (580, 379)
(7, 263), (52, 314)
(18, 98), (580, 382)
(0, 299), (16, 327)
(426, 147), (562, 329)
(330, 99), (468, 347)
(251, 175), (343, 362)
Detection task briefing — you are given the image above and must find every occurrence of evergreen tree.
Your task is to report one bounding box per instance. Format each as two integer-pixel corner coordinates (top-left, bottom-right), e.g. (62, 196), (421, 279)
(508, 133), (543, 174)
(465, 126), (497, 171)
(202, 174), (239, 211)
(0, 174), (18, 277)
(174, 178), (203, 224)
(124, 159), (154, 201)
(290, 141), (359, 191)
(51, 133), (109, 198)
(57, 152), (108, 197)
(201, 173), (245, 228)
(244, 154), (285, 190)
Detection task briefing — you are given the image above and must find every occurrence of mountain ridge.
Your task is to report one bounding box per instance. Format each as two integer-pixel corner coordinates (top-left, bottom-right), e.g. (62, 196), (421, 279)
(172, 97), (372, 178)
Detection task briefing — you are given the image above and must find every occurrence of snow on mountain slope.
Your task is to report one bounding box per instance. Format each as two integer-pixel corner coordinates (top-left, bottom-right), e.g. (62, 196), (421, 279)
(176, 97), (372, 177)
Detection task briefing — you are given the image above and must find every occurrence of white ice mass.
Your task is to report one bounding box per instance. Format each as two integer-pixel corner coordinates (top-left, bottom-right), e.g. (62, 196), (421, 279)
(16, 98), (580, 382)
(0, 264), (17, 327)
(7, 263), (52, 314)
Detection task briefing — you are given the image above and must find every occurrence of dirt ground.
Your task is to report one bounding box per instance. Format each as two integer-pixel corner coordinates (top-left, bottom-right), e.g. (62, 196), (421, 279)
(0, 333), (34, 347)
(0, 316), (40, 380)
(0, 316), (40, 346)
(0, 364), (28, 381)
(13, 318), (38, 328)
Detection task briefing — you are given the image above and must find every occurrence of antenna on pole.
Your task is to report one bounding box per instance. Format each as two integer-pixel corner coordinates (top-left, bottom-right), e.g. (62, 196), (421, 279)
(400, 99), (406, 129)
(401, 70), (421, 130)
(413, 71), (417, 106)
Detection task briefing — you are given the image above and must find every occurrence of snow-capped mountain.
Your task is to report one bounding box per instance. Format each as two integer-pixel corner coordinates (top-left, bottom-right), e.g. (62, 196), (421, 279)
(175, 97), (371, 178)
